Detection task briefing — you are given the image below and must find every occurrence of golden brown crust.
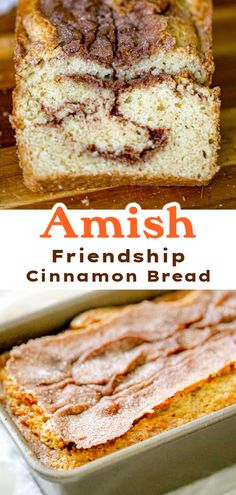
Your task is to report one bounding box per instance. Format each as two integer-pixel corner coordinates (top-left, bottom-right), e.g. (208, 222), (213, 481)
(15, 0), (214, 78)
(2, 357), (236, 470)
(185, 0), (214, 74)
(22, 170), (215, 193)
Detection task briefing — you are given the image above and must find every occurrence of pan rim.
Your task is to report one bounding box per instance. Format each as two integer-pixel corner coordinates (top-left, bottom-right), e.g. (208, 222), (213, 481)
(1, 401), (236, 483)
(0, 289), (235, 484)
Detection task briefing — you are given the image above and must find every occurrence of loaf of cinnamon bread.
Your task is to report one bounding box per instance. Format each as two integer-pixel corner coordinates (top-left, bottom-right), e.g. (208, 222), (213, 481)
(11, 0), (220, 192)
(1, 291), (236, 470)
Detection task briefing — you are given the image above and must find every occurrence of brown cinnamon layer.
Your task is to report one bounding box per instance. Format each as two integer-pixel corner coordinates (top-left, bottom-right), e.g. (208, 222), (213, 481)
(39, 0), (199, 67)
(39, 74), (172, 164)
(40, 100), (168, 164)
(5, 291), (236, 449)
(85, 129), (167, 163)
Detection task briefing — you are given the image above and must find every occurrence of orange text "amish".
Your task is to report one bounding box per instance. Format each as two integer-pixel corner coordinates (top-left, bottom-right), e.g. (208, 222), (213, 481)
(40, 203), (196, 239)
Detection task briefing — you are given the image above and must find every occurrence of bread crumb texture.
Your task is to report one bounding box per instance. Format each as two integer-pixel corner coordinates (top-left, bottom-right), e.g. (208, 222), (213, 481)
(12, 0), (220, 191)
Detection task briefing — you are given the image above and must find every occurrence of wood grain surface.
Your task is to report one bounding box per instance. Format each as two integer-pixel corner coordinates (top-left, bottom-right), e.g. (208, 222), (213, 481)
(0, 2), (236, 210)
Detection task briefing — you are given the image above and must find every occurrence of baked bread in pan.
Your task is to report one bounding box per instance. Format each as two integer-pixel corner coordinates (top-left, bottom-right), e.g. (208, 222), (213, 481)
(12, 0), (220, 192)
(1, 291), (236, 470)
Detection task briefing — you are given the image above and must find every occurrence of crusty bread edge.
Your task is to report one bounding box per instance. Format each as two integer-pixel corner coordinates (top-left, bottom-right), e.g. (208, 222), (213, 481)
(12, 0), (220, 193)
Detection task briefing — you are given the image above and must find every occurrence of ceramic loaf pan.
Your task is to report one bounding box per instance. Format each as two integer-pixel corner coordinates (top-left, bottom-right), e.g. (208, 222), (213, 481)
(0, 290), (236, 495)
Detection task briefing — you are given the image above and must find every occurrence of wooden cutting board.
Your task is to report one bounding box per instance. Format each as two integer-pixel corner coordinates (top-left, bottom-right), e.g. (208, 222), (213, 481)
(0, 1), (236, 210)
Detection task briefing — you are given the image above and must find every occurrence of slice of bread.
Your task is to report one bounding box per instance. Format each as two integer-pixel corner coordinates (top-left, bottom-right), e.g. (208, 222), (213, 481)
(12, 0), (220, 192)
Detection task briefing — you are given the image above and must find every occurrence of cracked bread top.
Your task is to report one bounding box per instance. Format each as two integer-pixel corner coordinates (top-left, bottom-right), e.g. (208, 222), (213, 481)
(15, 0), (214, 83)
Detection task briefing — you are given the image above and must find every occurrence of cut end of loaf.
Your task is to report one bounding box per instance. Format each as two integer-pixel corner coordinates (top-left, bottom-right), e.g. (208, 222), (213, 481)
(13, 0), (220, 192)
(13, 62), (220, 192)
